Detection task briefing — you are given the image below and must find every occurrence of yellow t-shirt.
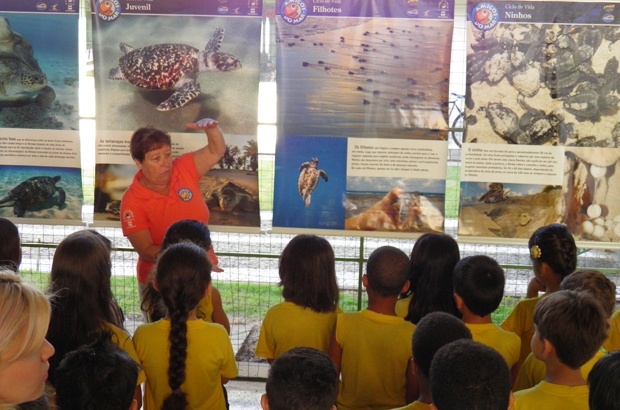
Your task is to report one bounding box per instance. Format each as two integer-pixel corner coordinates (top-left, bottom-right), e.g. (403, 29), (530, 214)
(391, 400), (431, 410)
(336, 310), (415, 410)
(197, 287), (214, 322)
(501, 294), (545, 367)
(514, 381), (589, 410)
(465, 323), (521, 369)
(603, 309), (620, 353)
(255, 301), (341, 359)
(513, 349), (607, 392)
(103, 321), (146, 384)
(133, 319), (238, 410)
(395, 295), (413, 319)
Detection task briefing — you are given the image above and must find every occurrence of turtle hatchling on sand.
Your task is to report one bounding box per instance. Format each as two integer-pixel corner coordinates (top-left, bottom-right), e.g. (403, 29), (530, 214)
(108, 27), (241, 111)
(298, 158), (328, 207)
(0, 176), (66, 217)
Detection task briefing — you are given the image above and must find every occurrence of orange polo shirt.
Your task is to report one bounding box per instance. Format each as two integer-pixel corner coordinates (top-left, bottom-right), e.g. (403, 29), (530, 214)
(120, 153), (216, 283)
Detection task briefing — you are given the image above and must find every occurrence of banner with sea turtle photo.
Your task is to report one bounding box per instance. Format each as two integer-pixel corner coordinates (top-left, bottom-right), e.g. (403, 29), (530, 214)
(0, 1), (83, 223)
(272, 0), (455, 235)
(91, 0), (262, 231)
(459, 0), (620, 247)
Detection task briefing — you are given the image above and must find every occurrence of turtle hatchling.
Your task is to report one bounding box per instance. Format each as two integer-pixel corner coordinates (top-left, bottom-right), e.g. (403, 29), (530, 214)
(298, 158), (328, 207)
(108, 27), (241, 111)
(0, 176), (66, 217)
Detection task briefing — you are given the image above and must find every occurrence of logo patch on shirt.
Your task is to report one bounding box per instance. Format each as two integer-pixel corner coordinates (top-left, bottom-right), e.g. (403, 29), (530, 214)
(123, 210), (135, 228)
(178, 188), (193, 201)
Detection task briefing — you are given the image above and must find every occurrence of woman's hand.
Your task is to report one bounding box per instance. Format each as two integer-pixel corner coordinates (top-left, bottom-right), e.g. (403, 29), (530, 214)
(186, 118), (219, 129)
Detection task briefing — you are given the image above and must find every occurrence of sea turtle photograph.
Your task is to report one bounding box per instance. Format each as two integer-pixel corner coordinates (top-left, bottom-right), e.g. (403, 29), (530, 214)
(94, 15), (260, 133)
(0, 14), (79, 130)
(108, 27), (242, 111)
(298, 157), (328, 207)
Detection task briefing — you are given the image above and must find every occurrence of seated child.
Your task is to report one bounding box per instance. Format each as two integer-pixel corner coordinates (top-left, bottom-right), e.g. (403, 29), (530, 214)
(329, 246), (415, 410)
(514, 270), (616, 391)
(501, 224), (577, 369)
(429, 339), (513, 410)
(453, 255), (520, 378)
(513, 290), (609, 409)
(392, 311), (472, 410)
(0, 217), (21, 271)
(55, 332), (139, 410)
(256, 235), (340, 362)
(261, 347), (338, 410)
(588, 350), (620, 410)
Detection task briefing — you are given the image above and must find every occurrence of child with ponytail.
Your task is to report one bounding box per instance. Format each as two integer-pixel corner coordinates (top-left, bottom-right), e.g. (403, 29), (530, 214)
(133, 242), (237, 410)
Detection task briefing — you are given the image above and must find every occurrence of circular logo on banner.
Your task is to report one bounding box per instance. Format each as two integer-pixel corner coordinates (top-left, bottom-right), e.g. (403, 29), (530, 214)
(471, 3), (499, 32)
(281, 0), (308, 25)
(178, 188), (193, 202)
(96, 0), (121, 22)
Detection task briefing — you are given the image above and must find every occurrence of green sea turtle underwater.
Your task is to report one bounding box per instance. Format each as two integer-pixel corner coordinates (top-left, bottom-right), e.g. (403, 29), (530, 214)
(108, 27), (242, 111)
(0, 16), (55, 107)
(0, 175), (66, 217)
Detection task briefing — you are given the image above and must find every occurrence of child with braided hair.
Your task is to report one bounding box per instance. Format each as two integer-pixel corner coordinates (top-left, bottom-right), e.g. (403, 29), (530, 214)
(501, 223), (577, 373)
(133, 242), (237, 410)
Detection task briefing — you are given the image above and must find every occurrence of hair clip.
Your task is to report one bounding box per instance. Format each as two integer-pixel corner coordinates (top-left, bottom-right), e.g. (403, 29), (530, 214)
(530, 245), (542, 259)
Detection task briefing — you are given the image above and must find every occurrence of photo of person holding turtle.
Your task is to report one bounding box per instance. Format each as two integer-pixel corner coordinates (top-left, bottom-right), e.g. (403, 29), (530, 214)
(120, 117), (226, 298)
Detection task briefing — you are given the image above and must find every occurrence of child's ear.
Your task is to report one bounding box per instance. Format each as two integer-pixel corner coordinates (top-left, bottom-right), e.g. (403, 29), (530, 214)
(205, 282), (212, 297)
(429, 404), (439, 410)
(454, 293), (464, 311)
(260, 393), (270, 410)
(541, 338), (556, 359)
(400, 280), (410, 294)
(152, 280), (159, 291)
(362, 274), (369, 288)
(507, 391), (515, 410)
(129, 399), (138, 410)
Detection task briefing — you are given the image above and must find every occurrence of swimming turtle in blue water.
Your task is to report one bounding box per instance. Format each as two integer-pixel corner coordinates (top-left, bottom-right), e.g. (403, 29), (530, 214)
(298, 158), (328, 207)
(0, 175), (66, 217)
(108, 27), (241, 111)
(0, 17), (55, 107)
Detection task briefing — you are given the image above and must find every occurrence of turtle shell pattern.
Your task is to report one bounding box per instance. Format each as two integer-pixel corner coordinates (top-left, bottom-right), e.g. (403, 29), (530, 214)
(7, 176), (60, 204)
(118, 44), (199, 89)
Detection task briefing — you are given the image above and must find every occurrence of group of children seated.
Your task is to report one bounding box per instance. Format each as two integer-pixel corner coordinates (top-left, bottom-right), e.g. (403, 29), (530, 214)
(1, 218), (619, 409)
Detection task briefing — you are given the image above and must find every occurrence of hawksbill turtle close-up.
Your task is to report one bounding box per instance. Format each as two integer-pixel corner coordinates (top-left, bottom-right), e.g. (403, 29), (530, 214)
(108, 27), (241, 111)
(298, 158), (328, 207)
(0, 175), (66, 217)
(0, 16), (55, 107)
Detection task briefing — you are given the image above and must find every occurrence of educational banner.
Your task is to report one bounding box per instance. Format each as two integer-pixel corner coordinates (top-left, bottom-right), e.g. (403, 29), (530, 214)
(0, 2), (82, 222)
(459, 0), (620, 245)
(273, 0), (455, 234)
(91, 0), (262, 230)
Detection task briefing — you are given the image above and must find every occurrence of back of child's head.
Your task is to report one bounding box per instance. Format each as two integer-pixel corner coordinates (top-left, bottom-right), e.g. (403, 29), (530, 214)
(430, 339), (511, 410)
(406, 233), (461, 324)
(588, 350), (620, 410)
(0, 269), (50, 365)
(533, 290), (608, 369)
(155, 242), (212, 409)
(528, 224), (576, 278)
(0, 218), (21, 271)
(47, 230), (119, 386)
(560, 270), (616, 318)
(264, 347), (338, 410)
(279, 234), (339, 313)
(366, 245), (410, 298)
(453, 255), (505, 317)
(412, 311), (472, 379)
(162, 219), (212, 252)
(55, 332), (138, 410)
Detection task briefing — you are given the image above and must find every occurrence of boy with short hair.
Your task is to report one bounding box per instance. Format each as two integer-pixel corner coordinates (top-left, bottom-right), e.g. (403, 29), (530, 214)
(55, 332), (139, 410)
(429, 339), (513, 410)
(392, 311), (473, 410)
(261, 347), (338, 410)
(329, 246), (415, 410)
(453, 255), (521, 378)
(513, 290), (609, 409)
(514, 270), (616, 391)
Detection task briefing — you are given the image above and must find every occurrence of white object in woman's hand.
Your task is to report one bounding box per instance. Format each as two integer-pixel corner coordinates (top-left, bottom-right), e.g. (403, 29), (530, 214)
(186, 118), (219, 129)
